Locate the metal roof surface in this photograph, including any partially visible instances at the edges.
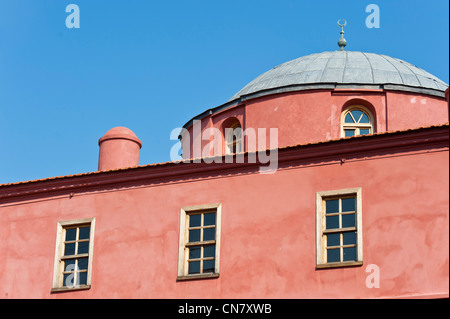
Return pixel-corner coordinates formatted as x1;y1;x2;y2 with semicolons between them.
229;51;448;101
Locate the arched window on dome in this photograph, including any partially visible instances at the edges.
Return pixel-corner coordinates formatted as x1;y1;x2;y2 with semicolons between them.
341;107;374;138
224;121;242;155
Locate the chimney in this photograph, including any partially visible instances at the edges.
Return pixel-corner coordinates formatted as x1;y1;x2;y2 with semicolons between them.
98;127;142;171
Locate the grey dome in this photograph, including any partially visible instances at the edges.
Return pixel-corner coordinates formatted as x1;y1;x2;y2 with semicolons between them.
230;51;448;101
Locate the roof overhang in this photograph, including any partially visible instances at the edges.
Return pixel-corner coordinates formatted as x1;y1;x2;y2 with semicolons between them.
1;123;448;205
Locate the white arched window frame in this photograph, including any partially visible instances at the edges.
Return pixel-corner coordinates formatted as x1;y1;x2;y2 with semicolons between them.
224;122;242;155
341;107;374;138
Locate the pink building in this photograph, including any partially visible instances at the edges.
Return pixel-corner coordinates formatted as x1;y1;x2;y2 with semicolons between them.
0;49;448;299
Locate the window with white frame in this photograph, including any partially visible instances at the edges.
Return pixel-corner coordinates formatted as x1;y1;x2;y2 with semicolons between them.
52;218;95;291
341;107;374;138
316;188;363;268
177;203;221;280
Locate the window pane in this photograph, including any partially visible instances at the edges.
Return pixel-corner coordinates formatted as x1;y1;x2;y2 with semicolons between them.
360;128;370;135
327;248;340;263
342;213;356;228
351;110;363;123
234;127;242;139
78;272;88;285
345;129;355;137
203;259;215;273
204;213;216;226
64;259;76;272
78;257;89;271
189;246;201;259
189;229;201;243
63;273;74;287
344;113;354;123
203;228;216;241
188;261;200;275
79;226;90;240
342;198;355;212
343;232;357;245
327;233;340;247
325;200;339;213
189;214;201;228
64;243;76;256
360;113;370;123
77;241;90;255
65;228;77;241
203;245;216;258
343;247;357;261
326;215;339;230
235;141;242;153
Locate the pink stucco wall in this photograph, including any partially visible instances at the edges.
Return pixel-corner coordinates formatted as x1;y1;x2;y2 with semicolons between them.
386;91;449;132
0;130;448;299
182;89;448;156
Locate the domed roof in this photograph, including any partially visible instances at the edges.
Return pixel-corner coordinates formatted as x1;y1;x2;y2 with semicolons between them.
102;127;138;137
99;126;142;148
229;51;448;101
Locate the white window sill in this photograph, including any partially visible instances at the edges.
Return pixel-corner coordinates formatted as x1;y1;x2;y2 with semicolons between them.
177;273;220;281
316;261;363;269
51;285;91;293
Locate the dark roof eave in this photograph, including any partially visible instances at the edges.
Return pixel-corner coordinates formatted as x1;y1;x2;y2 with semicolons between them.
0;123;448;203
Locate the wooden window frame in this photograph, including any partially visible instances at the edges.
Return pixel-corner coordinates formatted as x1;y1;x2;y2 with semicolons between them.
341;106;374;138
51;218;95;292
177;203;222;281
316;188;363;269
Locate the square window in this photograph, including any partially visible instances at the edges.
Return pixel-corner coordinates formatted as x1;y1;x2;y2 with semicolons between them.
189;214;201;228
78;226;91;240
342;213;356;228
189;229;201;243
78;272;88;285
326;200;339;213
326;233;340;247
203;259;215;273
327;248;341;263
64;243;76;256
326;215;339;230
203;228;216;241
343;247;357;262
342;198;355;212
203;245;216;258
78;257;89;270
343;232;357;245
204;213;216;226
77;241;90;255
65;228;77;241
189;246;201;259
188;261;201;275
64;259;76;272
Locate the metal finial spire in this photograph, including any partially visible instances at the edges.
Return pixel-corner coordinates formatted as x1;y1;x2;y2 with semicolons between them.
337;19;347;51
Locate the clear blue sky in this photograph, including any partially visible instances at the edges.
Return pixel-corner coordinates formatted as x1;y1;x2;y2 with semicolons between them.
0;0;448;184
